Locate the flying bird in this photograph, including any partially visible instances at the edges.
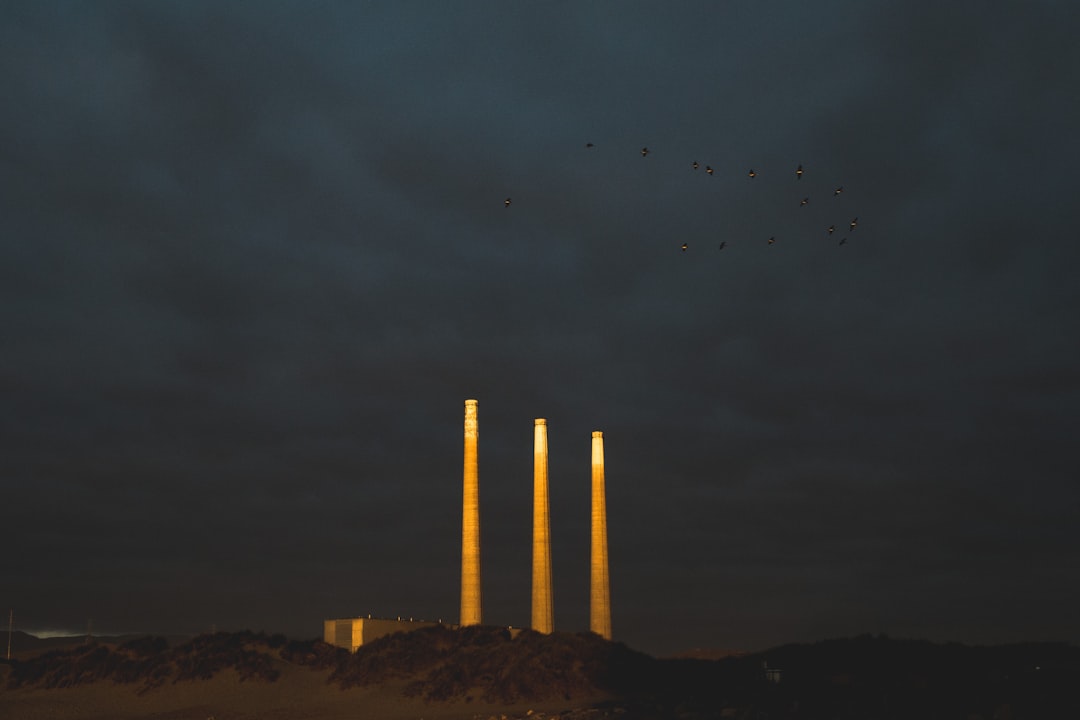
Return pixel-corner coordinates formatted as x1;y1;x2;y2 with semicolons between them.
504;197;512;207
748;168;756;178
800;197;809;207
839;237;847;246
827;225;835;235
692;161;699;170
719;241;727;250
681;243;688;252
768;236;775;245
641;147;650;157
796;164;804;179
834;186;844;196
850;217;858;230
585;142;594;148
705;166;714;175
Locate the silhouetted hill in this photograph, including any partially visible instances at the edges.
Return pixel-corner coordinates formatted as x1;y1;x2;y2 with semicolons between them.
3;629;1078;718
746;634;1080;719
4;630;284;692
292;625;654;703
3;630;192;659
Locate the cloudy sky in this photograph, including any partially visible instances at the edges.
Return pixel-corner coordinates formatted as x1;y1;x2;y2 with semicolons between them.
3;1;1078;656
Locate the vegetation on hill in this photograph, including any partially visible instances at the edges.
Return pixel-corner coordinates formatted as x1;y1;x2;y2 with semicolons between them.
325;625;652;703
4;631;284;693
3;629;1078;717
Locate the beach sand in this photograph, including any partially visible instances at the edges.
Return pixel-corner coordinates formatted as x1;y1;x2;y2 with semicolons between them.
0;662;611;720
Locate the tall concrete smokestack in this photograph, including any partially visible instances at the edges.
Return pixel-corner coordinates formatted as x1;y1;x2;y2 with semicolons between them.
590;431;611;639
460;399;482;626
532;418;554;633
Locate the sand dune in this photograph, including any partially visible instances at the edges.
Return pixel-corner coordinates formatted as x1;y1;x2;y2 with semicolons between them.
0;632;617;720
7;630;1078;719
1;662;609;720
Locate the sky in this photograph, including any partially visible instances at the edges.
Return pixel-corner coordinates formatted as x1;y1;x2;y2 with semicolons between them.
2;1;1079;657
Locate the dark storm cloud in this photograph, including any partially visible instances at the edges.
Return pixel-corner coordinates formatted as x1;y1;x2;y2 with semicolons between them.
2;0;1078;654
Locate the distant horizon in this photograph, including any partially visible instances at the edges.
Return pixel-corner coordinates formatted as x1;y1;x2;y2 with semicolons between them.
10;601;1079;657
9;623;1078;657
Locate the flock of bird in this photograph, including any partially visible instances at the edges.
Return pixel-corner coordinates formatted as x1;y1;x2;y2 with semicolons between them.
502;143;861;252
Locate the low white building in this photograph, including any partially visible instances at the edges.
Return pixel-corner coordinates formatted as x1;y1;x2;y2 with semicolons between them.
323;616;443;652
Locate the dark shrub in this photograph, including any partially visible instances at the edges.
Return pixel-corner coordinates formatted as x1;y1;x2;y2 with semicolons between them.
119;635;168;657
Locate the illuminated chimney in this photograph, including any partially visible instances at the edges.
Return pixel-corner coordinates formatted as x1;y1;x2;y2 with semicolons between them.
590;431;611;639
532;418;554;633
460;399;482;626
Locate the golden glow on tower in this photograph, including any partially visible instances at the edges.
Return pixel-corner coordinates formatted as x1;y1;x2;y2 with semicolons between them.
460;399;482;626
532;418;554;633
590;431;611;640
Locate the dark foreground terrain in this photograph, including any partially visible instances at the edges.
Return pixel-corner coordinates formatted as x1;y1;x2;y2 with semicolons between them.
2;628;1078;719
